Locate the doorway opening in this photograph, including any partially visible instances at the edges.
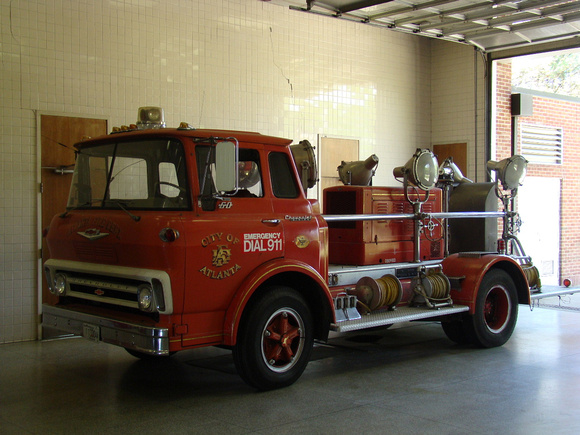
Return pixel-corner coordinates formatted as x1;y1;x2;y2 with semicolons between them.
38;114;108;338
491;49;580;286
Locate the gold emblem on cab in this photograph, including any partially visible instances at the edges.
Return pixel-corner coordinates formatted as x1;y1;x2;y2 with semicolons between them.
294;235;310;249
199;232;241;280
212;245;231;267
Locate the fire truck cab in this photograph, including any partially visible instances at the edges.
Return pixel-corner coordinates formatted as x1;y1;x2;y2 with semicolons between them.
43;107;539;390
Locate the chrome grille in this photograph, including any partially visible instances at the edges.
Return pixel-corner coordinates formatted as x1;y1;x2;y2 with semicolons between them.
66;276;140;308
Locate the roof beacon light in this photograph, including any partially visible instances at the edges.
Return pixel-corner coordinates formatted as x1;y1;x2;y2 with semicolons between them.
137;106;166;130
393;148;439;191
487;155;528;190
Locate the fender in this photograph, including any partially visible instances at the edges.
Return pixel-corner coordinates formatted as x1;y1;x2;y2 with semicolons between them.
222;258;333;346
442;253;530;314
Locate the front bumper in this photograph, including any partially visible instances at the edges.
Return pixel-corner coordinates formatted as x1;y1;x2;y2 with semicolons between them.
42;304;170;355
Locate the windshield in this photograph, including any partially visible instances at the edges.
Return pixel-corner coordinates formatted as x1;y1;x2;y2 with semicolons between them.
68;138;190;210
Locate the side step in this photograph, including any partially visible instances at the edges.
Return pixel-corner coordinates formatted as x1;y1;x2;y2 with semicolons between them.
331;305;469;333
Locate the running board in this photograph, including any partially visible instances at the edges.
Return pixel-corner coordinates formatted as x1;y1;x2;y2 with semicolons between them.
331;305;470;333
530;285;580;300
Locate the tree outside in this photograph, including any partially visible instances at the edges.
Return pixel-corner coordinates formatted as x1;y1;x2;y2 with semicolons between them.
512;51;580;97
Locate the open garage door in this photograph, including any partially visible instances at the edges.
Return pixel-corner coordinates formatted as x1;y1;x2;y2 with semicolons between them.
271;0;580;54
491;48;580;286
518;177;561;286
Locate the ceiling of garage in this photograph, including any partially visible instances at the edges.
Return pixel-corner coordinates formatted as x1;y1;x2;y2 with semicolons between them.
269;0;580;53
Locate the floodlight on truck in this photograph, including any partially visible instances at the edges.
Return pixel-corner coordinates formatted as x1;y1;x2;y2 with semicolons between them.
487;155;528;191
393;148;439;191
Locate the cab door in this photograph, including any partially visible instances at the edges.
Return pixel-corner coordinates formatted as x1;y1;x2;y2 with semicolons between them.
267;149;325;276
181;145;284;348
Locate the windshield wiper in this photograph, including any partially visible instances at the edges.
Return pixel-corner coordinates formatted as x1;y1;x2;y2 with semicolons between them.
60;199;140;222
106;200;141;222
59;200;100;218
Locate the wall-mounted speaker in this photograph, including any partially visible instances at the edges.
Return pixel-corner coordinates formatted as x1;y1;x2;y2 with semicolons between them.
511;93;533;117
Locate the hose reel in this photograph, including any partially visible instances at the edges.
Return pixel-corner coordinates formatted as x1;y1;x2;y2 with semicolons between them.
352;274;403;313
411;270;452;308
521;263;541;289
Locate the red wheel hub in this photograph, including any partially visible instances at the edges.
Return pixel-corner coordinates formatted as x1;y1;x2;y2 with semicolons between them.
484;286;511;333
262;310;303;371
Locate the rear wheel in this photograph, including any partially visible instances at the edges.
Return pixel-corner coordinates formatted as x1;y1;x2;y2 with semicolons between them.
233;286;314;390
469;269;518;348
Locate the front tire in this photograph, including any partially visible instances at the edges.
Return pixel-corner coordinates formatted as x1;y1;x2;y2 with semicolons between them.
469;269;518;348
233;286;314;390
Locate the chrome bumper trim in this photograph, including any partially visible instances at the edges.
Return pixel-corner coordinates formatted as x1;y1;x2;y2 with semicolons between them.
42;304;170;355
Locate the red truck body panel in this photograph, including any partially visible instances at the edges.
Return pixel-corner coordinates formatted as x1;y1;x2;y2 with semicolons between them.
324;186;443;265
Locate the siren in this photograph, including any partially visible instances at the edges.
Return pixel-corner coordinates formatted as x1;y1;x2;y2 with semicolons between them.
337;154;379;186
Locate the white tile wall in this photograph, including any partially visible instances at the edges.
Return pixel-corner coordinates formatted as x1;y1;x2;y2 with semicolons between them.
0;0;482;343
431;40;487;181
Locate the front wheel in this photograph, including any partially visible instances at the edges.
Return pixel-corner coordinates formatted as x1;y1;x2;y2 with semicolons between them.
233;286;314;390
469;269;519;348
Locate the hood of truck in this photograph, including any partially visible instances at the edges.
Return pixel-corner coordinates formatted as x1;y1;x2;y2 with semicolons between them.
46;210;186;274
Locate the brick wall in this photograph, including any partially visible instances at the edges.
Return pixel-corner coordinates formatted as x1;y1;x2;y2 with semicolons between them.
496;62;580;285
495;62;513;161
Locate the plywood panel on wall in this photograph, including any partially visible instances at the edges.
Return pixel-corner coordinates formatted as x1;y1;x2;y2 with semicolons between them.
319;136;359;206
433;143;467;175
40;115;107;310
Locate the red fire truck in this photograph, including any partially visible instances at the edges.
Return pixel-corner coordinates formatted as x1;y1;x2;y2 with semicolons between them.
44;107;551;390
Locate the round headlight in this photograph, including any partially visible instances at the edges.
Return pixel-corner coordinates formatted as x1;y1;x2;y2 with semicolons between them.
138;285;154;312
54;274;67;295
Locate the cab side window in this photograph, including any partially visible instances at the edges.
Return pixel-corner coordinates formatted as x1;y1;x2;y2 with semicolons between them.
237;149;263;198
195;146;263;198
269;152;299;198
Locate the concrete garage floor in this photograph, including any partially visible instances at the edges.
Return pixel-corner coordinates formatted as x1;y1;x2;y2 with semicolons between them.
1;302;580;435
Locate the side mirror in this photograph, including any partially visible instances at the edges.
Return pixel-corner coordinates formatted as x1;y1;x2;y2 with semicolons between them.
215;141;238;193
